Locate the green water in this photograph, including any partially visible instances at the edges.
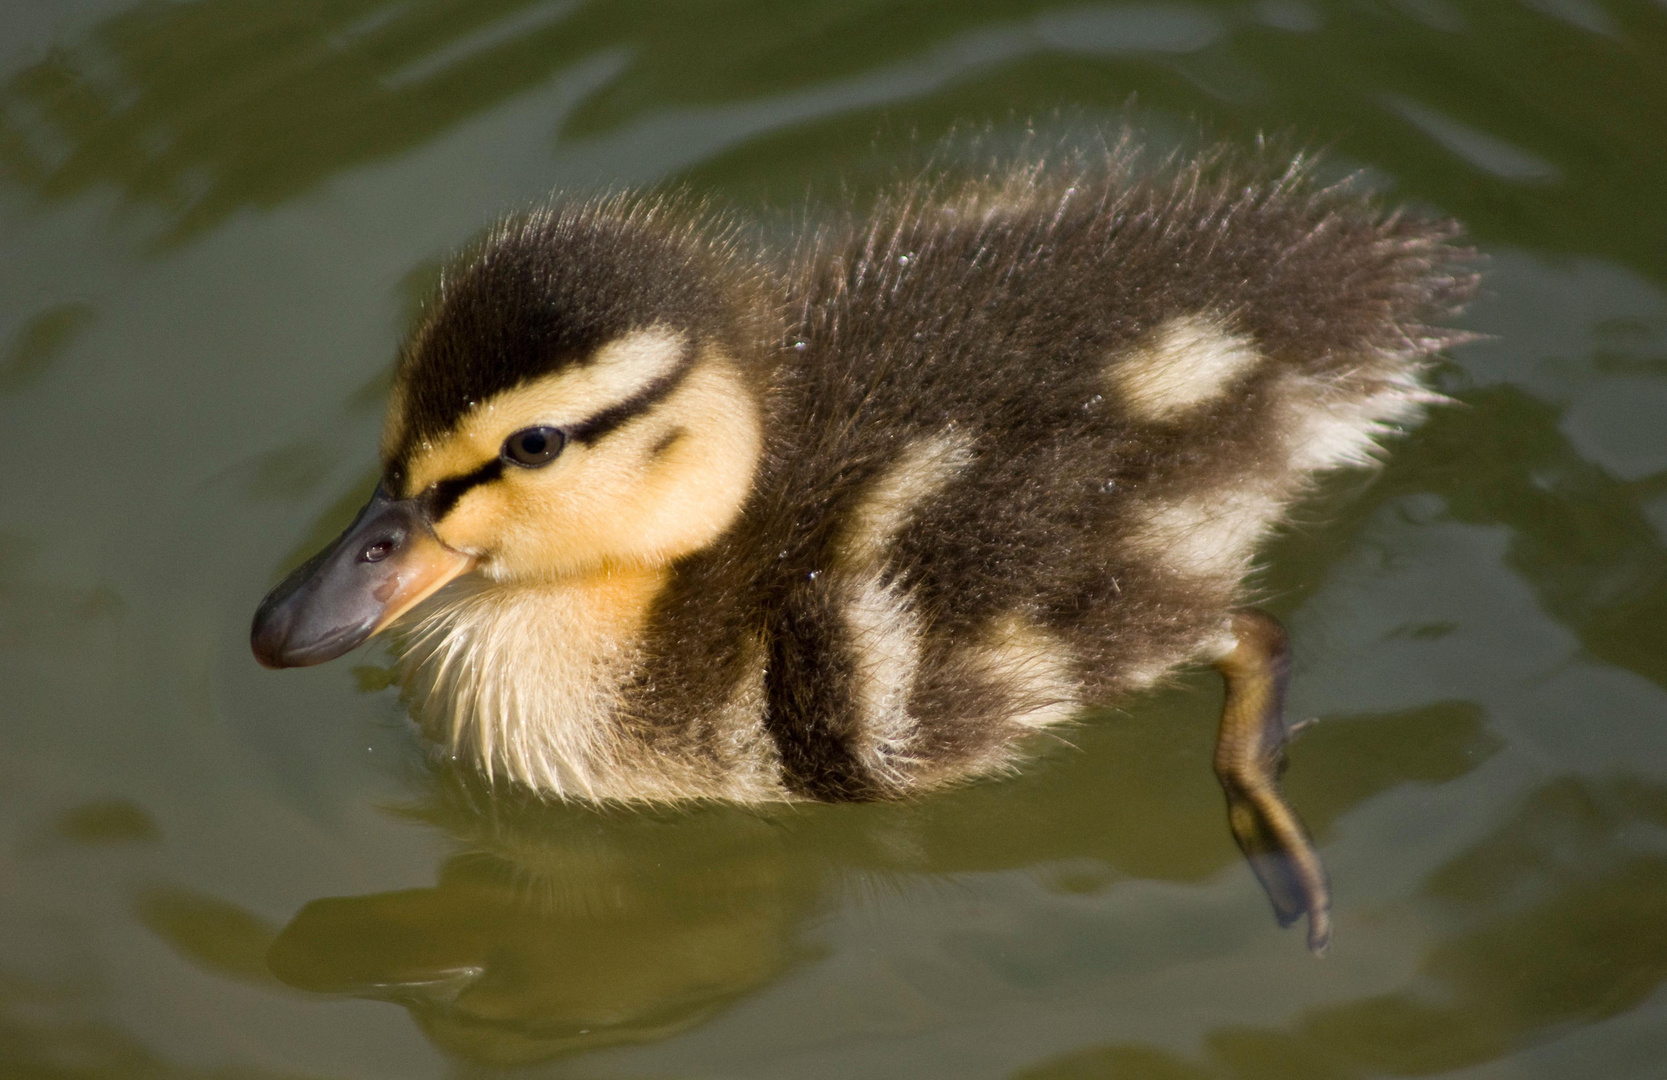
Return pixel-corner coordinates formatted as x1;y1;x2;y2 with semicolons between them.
4;1;1667;1076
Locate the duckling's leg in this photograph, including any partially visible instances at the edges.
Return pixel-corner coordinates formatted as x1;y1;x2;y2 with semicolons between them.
1213;609;1331;954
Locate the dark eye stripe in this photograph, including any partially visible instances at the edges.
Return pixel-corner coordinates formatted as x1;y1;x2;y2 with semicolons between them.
567;345;697;446
417;344;698;522
424;458;504;521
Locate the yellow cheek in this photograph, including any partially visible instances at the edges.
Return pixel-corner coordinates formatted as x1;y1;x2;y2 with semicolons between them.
437;450;661;578
428;483;514;557
629;362;762;553
422;451;621;577
430;361;760;579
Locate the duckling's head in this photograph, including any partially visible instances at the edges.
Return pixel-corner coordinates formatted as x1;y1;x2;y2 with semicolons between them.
252;198;772;668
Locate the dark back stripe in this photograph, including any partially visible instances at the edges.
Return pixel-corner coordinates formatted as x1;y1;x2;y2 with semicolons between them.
762;584;881;801
568;347;696;445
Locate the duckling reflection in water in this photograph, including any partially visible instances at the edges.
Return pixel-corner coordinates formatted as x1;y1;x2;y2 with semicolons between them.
270;771;821;1065
251;140;1475;953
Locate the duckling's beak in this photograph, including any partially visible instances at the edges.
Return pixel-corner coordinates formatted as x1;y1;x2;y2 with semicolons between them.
251;484;475;669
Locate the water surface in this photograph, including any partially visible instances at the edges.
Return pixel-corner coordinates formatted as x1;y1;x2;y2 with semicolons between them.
3;1;1667;1077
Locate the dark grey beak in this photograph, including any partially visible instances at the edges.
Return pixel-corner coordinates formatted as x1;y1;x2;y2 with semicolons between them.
251;484;475;669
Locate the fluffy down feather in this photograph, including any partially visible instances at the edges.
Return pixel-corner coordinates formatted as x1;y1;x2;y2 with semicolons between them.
388;141;1475;803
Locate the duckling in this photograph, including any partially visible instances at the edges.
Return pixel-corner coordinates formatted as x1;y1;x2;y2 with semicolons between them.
251;144;1475;952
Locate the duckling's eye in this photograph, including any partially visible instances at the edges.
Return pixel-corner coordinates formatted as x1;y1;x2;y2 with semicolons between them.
502;426;566;468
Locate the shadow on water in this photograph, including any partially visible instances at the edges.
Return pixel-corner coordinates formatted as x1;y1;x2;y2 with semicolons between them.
1;0;1663;285
270;780;825;1066
1016;773;1667;1079
0;302;95;392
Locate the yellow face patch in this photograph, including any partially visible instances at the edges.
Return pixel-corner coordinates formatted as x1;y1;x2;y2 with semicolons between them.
385;328;762;581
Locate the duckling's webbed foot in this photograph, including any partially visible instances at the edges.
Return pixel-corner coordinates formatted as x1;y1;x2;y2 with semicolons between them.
1212;609;1332;954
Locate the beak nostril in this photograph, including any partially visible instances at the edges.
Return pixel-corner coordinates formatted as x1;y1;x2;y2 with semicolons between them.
251;487;470;668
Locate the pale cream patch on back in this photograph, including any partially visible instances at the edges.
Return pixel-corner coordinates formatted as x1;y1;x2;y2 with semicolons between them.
1279;369;1440;474
969;615;1079;732
1203;620;1243;664
1123;614;1250;688
1111;315;1261;422
842;576;926;788
1110;654;1177;693
1128;486;1282;583
836;432;974;568
834;432;975;787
